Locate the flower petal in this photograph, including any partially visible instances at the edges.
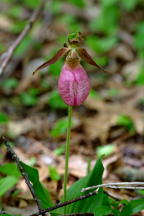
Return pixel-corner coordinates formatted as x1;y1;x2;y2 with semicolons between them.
58;63;90;106
33;48;70;75
77;48;110;73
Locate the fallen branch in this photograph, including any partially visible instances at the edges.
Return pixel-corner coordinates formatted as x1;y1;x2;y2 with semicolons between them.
0;0;46;75
81;182;144;192
29;191;98;216
1;137;45;215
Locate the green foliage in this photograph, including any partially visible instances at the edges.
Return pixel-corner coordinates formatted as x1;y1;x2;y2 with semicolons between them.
0;112;9;124
59;15;81;33
0;163;20;197
89;2;119;35
20;162;53;209
0;176;18;196
54;144;65;156
50;119;68;137
100;0;118;7
49;58;63;77
7;5;23;19
48;166;61;181
22;0;40;9
53;159;113;215
0;163;21;178
96;144;115;157
120;198;144;216
20;88;40;106
94;56;109;66
1;78;18;90
117;115;135;132
106;88;120;97
48;90;67;109
14;36;33;57
11;20;27;34
67;0;86;8
86;36;118;54
89;89;102;100
0;214;13;216
51;0;61;14
0;43;6;53
135;67;144;85
134;22;144;58
120;0;140;11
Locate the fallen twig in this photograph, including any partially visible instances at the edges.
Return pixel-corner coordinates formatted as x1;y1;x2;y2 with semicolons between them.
81;182;144;192
29;191;98;216
0;0;46;76
1;137;45;215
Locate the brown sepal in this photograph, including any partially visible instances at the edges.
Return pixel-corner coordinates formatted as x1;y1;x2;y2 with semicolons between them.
77;48;110;73
33;48;70;75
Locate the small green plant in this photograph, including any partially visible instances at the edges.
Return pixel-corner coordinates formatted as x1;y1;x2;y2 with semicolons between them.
117;114;135;132
48;166;61;181
50;118;68;137
0;112;9;124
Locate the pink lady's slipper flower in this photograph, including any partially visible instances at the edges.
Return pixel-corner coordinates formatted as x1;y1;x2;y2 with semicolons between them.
33;33;108;106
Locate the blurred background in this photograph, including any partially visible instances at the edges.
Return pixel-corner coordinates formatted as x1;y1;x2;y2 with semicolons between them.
0;0;144;214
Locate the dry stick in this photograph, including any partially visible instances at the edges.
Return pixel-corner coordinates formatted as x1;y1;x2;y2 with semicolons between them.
1;137;44;215
0;0;46;75
29;191;98;216
82;182;144;192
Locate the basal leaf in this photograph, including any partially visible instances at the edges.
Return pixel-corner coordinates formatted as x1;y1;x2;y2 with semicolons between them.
120;198;144;216
53;159;108;215
0;163;21;178
0;176;18;196
20;162;53;209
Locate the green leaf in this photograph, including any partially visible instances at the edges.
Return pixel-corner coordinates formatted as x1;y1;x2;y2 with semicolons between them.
135;68;144;85
49;58;63;77
96;144;115;158
101;0;118;7
20;92;38;106
0;214;14;216
0;163;21;178
0;112;9;124
120;198;144;216
59;15;81;33
107;88;120;97
48;166;61;181
20;162;52;208
48;90;67;109
68;0;85;8
0;176;18;196
86;36;118;54
89;4;119;35
11;20;26;34
134;22;144;57
2;78;18;89
121;0;139;11
54;144;65;156
14;36;33;56
23;0;40;9
117;115;135;132
53;159;110;215
50;119;68;137
7;5;23;18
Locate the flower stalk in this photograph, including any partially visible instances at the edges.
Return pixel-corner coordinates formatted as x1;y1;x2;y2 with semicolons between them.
63;105;72;212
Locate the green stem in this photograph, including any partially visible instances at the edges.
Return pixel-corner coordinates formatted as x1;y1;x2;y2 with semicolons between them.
63;105;72;213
